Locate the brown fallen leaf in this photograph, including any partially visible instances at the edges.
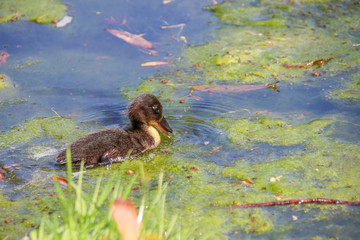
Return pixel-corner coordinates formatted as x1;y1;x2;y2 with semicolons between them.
126;169;134;175
112;199;140;240
190;81;279;93
66;113;80;117
105;28;153;49
230;179;254;185
52;176;69;186
0;49;9;67
141;61;169;67
2;163;19;170
283;57;334;68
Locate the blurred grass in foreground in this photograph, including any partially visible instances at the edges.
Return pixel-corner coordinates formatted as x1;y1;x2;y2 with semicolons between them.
29;149;195;240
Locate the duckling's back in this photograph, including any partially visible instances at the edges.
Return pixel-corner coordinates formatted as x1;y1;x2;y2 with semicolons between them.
56;128;155;165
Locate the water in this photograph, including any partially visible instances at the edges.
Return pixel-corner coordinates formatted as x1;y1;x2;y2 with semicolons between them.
1;0;360;239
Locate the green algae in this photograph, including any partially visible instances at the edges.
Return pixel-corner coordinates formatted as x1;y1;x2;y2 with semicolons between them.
0;0;68;24
13;58;42;70
208;2;287;28
114;133;359;236
120;0;360;101
0;73;11;89
231;209;274;234
0;98;26;107
330;72;360;100
0;116;86;149
0;171;70;239
213;115;333;147
173;0;360;85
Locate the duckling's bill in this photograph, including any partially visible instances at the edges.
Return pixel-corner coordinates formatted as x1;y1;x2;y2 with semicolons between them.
152;117;172;134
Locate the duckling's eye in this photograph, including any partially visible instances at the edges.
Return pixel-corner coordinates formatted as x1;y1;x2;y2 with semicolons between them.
152;106;160;114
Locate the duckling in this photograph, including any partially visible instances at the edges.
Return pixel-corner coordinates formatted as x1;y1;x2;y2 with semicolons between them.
56;94;172;166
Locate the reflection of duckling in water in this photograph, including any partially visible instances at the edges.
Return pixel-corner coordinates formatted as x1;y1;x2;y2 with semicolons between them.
56;94;172;166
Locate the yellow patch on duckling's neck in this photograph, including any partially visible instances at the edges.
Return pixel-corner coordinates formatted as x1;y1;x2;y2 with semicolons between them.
147;125;161;147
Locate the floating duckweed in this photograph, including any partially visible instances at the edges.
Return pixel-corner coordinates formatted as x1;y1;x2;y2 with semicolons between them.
0;0;68;24
178;0;360;84
213;115;333;147
0;98;26;107
232;209;274;234
221;136;360;200
330;72;360;100
13;59;42;70
0;116;85;149
0;73;10;89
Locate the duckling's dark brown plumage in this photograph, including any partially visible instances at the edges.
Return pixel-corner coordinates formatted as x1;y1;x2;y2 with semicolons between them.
56;94;172;166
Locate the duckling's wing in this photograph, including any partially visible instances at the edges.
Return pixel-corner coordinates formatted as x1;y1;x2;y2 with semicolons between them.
56;128;131;165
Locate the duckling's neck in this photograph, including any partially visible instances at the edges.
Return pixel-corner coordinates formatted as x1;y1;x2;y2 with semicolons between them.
147;125;161;147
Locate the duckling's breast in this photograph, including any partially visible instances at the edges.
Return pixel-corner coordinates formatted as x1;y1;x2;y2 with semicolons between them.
147;126;161;147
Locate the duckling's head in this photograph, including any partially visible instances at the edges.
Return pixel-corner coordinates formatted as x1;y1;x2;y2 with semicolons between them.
128;94;172;134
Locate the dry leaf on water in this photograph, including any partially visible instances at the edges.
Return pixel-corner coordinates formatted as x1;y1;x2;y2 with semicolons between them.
105;28;153;49
0;49;9;67
112;199;140;240
2;163;20;170
141;61;169;67
230;179;254;185
52;176;68;186
56;16;73;28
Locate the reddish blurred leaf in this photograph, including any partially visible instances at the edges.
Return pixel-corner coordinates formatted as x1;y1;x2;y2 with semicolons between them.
296;113;305;120
66;113;80;117
230;179;254;185
188;92;203;101
141;61;169;67
112;199;140;240
104;17;121;25
52;176;68;186
191;81;279;93
274;195;283;201
0;49;9;67
2;163;19;170
255;110;270;114
105;28;153;49
283;57;334;68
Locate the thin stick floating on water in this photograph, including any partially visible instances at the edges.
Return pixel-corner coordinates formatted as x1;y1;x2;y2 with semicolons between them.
236;198;360;208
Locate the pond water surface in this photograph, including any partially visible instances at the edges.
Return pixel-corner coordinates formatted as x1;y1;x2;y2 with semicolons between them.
1;0;360;239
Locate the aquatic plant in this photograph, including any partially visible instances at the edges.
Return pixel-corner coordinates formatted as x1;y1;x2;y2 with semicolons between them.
29;150;193;240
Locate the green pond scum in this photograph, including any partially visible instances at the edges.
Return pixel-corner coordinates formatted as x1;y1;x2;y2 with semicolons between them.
213;115;334;147
120;0;359;238
1;0;360;239
123;0;359;99
0;0;68;24
0;73;11;89
330;72;360;100
0;116;86;150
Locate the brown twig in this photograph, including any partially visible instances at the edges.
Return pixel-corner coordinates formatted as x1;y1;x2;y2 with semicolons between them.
235;198;360;208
